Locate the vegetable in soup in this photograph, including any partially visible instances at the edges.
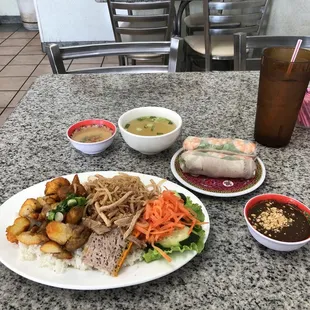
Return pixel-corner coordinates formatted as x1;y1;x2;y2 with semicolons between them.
71;125;113;143
125;116;176;136
248;199;310;242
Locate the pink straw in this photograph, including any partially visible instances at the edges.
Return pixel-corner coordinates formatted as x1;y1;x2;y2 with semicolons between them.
286;39;303;77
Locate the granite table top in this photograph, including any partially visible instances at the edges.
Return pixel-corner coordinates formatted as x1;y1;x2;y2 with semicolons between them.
1;72;310;310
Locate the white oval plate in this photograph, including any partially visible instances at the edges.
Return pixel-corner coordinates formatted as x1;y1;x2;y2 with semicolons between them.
0;171;210;290
171;148;266;198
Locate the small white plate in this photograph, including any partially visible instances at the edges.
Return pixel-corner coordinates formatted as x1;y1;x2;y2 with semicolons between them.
0;171;210;290
170;148;266;198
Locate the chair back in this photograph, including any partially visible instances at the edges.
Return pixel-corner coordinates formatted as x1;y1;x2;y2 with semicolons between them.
203;0;269;70
234;32;310;71
107;0;175;42
47;38;182;74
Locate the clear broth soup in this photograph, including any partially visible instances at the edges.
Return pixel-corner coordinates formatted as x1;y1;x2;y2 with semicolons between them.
125;116;176;136
71;125;113;143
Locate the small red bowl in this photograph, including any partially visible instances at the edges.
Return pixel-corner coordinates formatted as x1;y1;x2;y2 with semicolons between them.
67;119;117;155
244;193;310;251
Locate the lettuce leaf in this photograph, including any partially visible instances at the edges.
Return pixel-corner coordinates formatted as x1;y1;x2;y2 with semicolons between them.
143;226;205;263
142;197;206;263
184;197;205;222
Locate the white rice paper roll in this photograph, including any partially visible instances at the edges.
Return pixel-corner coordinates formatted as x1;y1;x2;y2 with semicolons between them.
179;151;257;179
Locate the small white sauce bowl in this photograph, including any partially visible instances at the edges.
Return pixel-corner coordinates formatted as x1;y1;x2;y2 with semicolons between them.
244;193;310;251
118;107;182;155
67;119;117;155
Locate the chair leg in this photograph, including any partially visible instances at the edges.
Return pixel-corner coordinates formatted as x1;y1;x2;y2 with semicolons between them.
186;54;192;72
125;57;129;66
205;55;211;72
132;59;136;66
119;56;126;66
163;54;169;66
185;44;192;72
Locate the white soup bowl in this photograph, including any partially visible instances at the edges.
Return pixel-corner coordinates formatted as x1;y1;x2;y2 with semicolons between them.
118;107;182;155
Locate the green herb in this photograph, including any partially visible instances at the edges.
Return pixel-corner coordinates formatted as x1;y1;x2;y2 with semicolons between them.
137;117;146;121
76;197;87;206
47;194;87;221
304;211;310;224
67;199;77;207
125;124;130;129
155;117;168;122
157;132;163;135
168;121;173;125
47;210;56;221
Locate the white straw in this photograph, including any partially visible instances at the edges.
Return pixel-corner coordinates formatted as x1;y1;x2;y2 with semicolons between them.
290;39;303;63
286;39;303;76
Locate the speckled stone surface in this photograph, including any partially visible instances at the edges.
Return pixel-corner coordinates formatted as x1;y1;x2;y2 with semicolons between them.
1;72;310;310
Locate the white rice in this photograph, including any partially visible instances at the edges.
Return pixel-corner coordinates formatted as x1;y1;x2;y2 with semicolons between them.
124;246;144;267
18;243;144;274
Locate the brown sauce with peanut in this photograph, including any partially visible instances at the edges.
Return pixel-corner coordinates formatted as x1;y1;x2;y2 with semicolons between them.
248;199;310;242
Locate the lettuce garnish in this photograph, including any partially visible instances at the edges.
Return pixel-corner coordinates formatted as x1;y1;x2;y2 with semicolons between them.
142;197;206;263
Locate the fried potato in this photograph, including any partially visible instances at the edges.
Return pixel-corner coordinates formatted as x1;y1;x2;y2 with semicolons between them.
65;226;91;252
53;250;73;260
47;194;60;201
27;212;40;220
65;206;84;225
38;201;58;221
19;198;42;218
40;241;63;254
72;174;81;185
57;185;74;201
6;217;31;243
44;177;70;196
46;222;72;245
17;231;49;245
44;197;57;205
37;196;56;207
74;184;87;197
72;174;87;197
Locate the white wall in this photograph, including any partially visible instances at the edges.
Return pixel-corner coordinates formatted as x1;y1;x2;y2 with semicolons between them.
266;0;310;35
0;0;19;15
33;0;310;43
35;0;114;42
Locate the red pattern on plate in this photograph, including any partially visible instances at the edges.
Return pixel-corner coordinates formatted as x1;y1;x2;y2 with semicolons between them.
175;153;263;194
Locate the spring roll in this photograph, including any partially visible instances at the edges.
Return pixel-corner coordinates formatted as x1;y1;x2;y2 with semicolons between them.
183;137;257;157
179;151;256;179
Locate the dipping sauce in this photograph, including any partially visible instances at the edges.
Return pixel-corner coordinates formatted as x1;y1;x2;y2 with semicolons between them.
125;116;176;136
71;125;113;143
248;199;310;242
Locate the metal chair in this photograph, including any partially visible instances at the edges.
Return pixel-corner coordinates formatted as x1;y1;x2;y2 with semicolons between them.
184;0;270;71
184;0;231;36
47;39;182;74
107;0;176;64
234;32;310;71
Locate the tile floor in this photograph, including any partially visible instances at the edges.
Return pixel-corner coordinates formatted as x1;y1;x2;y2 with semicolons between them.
0;24;119;126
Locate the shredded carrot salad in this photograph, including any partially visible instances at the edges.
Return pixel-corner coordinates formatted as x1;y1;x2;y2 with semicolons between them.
135;190;205;262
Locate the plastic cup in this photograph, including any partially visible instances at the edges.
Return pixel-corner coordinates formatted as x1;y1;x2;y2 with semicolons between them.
254;47;310;147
